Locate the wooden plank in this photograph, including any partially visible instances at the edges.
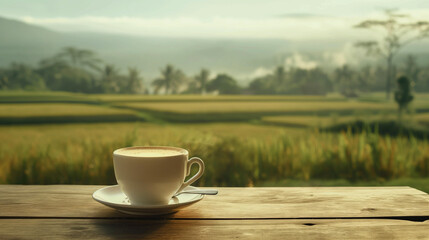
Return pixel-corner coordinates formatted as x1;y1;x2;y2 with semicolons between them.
0;219;428;240
0;185;428;219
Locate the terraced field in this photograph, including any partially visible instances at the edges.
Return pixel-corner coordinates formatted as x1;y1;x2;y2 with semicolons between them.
0;103;142;124
0;91;96;103
261;115;360;127
261;114;429;128
116;101;396;113
92;94;346;103
0;103;136;117
1;91;428;192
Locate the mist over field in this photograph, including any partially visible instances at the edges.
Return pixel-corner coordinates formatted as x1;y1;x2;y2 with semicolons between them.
1;11;429;82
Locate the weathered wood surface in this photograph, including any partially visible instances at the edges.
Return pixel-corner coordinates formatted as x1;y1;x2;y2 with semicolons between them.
0;185;427;219
1;185;428;239
0;219;428;240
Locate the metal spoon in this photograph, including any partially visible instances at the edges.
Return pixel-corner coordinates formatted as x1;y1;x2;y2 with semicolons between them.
174;189;218;196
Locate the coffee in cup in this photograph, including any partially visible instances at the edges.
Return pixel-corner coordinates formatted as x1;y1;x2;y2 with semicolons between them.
113;146;204;205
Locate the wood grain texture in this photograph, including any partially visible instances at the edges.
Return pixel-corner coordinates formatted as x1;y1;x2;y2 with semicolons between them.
0;219;428;240
0;185;428;219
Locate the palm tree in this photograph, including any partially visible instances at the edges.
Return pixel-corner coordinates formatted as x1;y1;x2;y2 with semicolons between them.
55;47;101;71
152;64;185;94
101;64;121;93
194;68;210;94
125;67;144;94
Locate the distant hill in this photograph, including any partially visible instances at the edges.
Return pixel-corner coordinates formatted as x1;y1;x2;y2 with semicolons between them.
0;16;293;80
1;16;429;82
0;16;61;45
0;16;64;64
64;32;291;80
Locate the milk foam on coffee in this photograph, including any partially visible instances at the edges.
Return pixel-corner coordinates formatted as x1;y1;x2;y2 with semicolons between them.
116;148;184;157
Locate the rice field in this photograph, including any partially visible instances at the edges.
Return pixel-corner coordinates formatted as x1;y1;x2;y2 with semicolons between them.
0;91;428;192
262;114;429;128
262;115;361;127
1;124;428;190
92;94;346;103
0;101;142;124
0;122;293;148
0;103;136;117
115;101;398;113
0;91;96;103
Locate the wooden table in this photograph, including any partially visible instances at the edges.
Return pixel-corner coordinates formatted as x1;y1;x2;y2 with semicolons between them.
0;185;428;239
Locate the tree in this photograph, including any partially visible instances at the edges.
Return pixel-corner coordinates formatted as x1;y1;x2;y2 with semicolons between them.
37;47;101;93
194;68;210;94
57;68;95;93
124;67;144;94
101;64;122;93
354;10;429;99
415;65;429;92
37;60;69;91
152;65;186;94
370;65;387;91
0;68;8;90
207;74;240;94
289;68;331;95
334;65;358;97
394;76;414;120
2;63;45;90
273;66;289;93
248;67;331;95
403;55;420;83
356;65;373;92
248;75;275;94
55;47;102;71
273;66;287;85
248;66;288;95
183;80;200;94
299;68;331;95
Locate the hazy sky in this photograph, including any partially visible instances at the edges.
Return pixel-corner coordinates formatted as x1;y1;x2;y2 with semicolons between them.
1;0;429;39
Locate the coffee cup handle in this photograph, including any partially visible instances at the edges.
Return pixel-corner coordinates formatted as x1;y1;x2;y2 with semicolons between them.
177;157;205;193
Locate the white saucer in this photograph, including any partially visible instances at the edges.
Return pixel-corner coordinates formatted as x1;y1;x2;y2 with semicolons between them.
92;185;204;216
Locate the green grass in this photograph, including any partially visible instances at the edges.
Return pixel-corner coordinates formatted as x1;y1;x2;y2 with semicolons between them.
0;122;295;184
0;103;138;117
0;103;143;124
262;115;360;128
262;113;429;128
92;94;347;103
358;92;429;101
0;91;97;103
116;101;397;113
2;91;428;124
0;122;299;183
114;101;402;123
1;124;428;187
1;91;429;190
0;122;294;148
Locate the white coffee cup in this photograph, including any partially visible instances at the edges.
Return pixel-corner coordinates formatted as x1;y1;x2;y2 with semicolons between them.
113;146;205;205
